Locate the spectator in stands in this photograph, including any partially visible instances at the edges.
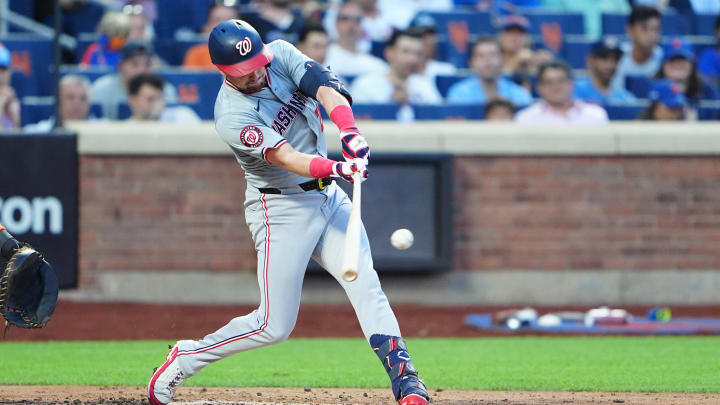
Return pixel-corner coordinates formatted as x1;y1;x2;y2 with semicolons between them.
409;14;457;79
80;11;132;68
24;75;94;132
350;29;442;104
698;15;720;88
242;0;305;44
447;37;532;107
635;0;720;14
515;60;609;125
656;38;719;104
0;45;19;131
297;24;330;64
91;42;178;120
323;0;394;47
611;6;663;93
183;3;239;69
541;0;630;40
127;74;200;123
125;4;154;43
497;15;553;90
376;0;452;30
686;0;720;14
638;79;688;120
123;0;158;21
484;99;515;121
574;38;636;105
324;0;388;77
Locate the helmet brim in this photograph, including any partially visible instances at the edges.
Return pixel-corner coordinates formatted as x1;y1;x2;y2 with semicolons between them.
215;45;274;77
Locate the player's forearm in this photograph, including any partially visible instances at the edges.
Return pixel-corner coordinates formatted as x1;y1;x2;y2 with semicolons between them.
269;149;314;177
266;143;319;178
266;143;354;180
316;87;357;133
316;86;350;114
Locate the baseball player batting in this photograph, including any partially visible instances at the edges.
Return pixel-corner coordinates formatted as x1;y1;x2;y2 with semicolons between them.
147;20;430;405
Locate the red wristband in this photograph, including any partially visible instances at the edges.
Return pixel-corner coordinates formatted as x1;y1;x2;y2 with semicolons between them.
329;105;357;132
0;224;5;232
310;157;336;178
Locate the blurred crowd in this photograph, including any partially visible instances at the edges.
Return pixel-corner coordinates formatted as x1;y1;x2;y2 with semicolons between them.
2;0;720;131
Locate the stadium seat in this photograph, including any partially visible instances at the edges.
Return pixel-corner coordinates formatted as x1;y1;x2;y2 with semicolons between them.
525;13;585;35
625;76;652;99
435;75;471;98
11;71;34;101
698;103;720;120
427;11;495;35
2;36;54;97
426;11;494;67
20;98;53;127
694;14;719;36
562;40;592;69
158;70;223;120
21;98;106;127
60;2;106;36
604;102;648;120
155;39;207;66
8;0;34;33
602;13;692;36
61;66;115;83
154;0;214;39
413;104;484;120
350;104;400;120
602;14;626;35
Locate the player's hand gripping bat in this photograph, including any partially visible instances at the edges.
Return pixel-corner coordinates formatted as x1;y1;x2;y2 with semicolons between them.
340;170;363;282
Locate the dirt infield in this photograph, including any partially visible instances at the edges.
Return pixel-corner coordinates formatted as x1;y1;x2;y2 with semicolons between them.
5;301;720;341
1;386;719;405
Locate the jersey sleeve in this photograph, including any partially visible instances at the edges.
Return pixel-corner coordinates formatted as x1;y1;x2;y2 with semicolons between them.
271;40;313;89
215;113;288;162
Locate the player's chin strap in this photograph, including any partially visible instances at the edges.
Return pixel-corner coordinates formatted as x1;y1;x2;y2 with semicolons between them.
370;334;429;401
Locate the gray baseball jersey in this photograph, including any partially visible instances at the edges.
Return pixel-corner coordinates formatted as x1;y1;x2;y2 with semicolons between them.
173;40;402;377
214;40;327;189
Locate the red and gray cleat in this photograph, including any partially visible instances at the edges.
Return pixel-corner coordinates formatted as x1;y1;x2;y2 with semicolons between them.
398;393;430;405
147;341;190;405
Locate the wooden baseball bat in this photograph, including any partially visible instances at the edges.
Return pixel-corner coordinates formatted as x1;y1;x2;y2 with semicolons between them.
340;172;362;282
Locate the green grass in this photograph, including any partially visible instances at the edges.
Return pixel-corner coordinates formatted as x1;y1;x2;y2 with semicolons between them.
0;337;718;392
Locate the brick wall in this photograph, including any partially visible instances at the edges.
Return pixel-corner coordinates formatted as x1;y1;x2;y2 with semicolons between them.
453;156;720;271
79;155;720;287
79;156;256;287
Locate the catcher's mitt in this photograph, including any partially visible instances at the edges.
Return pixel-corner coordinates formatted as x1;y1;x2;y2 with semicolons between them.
0;245;59;337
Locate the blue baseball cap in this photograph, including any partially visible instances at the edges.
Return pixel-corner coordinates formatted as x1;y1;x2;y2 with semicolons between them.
663;37;694;61
500;15;530;32
649;79;687;108
410;13;438;34
589;37;622;59
0;44;10;68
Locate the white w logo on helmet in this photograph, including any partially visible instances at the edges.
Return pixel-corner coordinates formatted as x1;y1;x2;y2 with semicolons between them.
236;37;252;56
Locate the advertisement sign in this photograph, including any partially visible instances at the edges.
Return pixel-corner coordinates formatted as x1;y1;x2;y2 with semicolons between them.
0;134;78;288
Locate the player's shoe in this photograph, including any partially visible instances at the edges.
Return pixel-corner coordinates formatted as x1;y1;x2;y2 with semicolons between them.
399;393;430;405
397;377;430;405
148;341;191;405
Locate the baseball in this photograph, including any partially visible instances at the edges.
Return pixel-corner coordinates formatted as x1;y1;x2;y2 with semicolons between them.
391;228;414;250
